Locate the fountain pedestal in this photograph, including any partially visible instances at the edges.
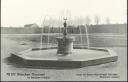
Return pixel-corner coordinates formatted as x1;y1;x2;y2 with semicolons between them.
56;37;74;55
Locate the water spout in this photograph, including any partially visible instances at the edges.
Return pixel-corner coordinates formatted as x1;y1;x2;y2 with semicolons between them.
85;25;90;48
78;25;83;48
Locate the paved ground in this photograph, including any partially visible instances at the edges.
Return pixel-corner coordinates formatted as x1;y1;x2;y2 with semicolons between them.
1;34;127;81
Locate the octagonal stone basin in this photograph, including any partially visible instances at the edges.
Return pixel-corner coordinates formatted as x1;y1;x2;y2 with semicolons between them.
10;47;118;68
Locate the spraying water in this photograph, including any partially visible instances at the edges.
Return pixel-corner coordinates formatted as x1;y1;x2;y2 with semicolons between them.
47;19;51;49
40;15;51;49
85;25;90;48
40;16;46;49
78;25;83;48
49;16;54;48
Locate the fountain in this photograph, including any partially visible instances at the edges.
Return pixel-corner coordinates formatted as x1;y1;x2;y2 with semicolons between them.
10;19;118;68
56;18;74;55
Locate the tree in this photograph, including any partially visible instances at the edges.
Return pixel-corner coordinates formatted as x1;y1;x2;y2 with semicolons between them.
106;17;111;24
94;16;101;25
85;16;91;25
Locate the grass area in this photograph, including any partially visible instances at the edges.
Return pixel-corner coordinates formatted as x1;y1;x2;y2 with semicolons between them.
2;33;127;47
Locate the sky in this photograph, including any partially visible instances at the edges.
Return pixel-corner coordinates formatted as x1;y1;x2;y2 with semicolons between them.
1;0;127;27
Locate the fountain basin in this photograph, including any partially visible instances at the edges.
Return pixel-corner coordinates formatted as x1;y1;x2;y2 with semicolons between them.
10;47;118;68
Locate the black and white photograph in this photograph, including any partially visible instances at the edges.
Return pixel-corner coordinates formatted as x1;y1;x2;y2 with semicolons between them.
1;0;127;81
